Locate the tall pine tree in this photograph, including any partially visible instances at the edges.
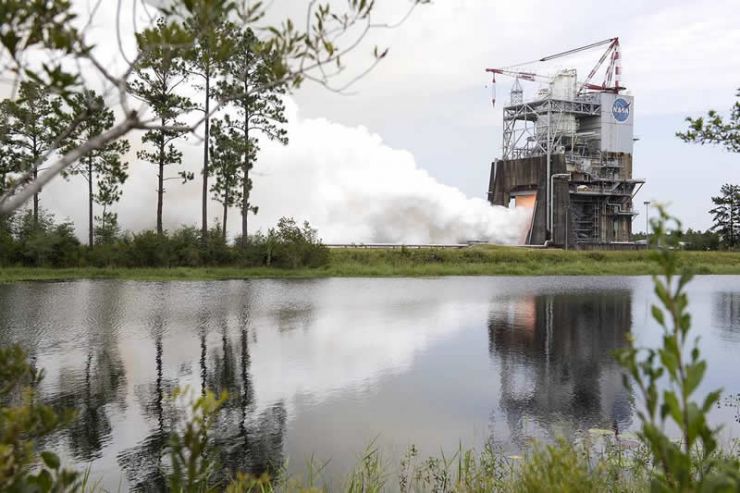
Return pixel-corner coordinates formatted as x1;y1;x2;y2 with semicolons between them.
209;118;253;241
61;90;130;247
0;81;65;224
183;0;234;240
216;26;287;240
130;19;194;234
710;184;740;249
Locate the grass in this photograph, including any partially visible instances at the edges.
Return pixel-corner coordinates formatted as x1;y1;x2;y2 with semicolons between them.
2;246;740;282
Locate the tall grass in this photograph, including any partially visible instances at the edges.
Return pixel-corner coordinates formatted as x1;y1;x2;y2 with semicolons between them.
3;246;740;282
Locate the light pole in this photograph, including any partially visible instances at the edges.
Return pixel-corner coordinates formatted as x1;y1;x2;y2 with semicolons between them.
643;201;650;239
550;173;570;245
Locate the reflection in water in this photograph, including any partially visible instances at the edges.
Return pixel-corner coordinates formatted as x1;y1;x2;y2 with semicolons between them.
45;282;127;461
488;291;633;443
713;292;740;342
115;285;287;490
1;277;739;490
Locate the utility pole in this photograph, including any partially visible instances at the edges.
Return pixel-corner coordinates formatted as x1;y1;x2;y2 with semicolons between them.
643;200;650;241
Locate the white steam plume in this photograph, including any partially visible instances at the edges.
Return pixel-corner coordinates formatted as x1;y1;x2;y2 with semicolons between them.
44;100;529;244
245;102;528;244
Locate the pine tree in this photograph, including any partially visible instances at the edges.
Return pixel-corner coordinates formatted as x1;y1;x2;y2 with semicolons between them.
0;81;65;224
130;19;194;235
60;90;130;247
710;184;740;249
183;0;234;240
216;26;287;240
208;118;254;241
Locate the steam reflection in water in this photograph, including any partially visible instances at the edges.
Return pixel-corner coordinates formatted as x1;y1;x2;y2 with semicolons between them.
0;276;739;490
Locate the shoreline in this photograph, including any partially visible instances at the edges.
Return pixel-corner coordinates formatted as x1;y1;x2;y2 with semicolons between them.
2;247;740;282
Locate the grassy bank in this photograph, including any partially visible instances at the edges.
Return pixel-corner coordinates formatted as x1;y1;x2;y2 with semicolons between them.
2;246;740;282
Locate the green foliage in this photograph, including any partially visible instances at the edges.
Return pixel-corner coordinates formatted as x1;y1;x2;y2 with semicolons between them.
0;0;81;94
0;81;67;220
0;345;81;491
709;184;740;249
209;117;250;239
167;388;228;492
615;205;740;492
677;88;740;153
6;209;82;267
683;229;721;251
130;17;195;234
516;440;616;493
243;217;330;269
60;89;130;247
214;25;289;238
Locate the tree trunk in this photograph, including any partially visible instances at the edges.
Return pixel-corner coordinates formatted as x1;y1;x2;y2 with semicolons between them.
32;139;39;226
201;66;211;241
241;104;249;240
157;121;165;235
33;167;39;226
223;194;228;242
88;157;94;247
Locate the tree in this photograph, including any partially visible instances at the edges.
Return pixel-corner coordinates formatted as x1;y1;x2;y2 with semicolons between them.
709;184;740;249
183;0;235;240
677;88;739;153
130;19;195;235
60;90;130;247
217;26;287;240
0;1;428;218
209;118;252;241
0;81;65;224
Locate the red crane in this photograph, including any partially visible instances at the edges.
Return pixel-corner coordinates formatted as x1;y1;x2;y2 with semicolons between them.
485;37;623;107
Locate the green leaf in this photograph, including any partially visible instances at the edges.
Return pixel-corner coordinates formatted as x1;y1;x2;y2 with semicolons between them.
662;390;683;425
702;389;722;414
684;361;706;397
651;305;665;326
41;450;60;469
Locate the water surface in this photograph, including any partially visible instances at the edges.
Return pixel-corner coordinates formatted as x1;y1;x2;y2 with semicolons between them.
1;276;738;489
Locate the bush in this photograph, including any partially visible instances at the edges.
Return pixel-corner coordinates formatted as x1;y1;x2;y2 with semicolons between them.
267;217;329;268
0;215;329;270
126;230;172;267
236;217;329;269
6;210;82;267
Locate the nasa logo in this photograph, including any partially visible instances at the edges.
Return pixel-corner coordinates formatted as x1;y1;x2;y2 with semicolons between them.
612;98;630;122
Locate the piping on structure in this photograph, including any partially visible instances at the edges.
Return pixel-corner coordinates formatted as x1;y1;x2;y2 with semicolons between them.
486;38;645;248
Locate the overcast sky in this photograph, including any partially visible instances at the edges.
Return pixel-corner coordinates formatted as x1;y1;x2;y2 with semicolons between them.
38;0;740;239
290;0;740;231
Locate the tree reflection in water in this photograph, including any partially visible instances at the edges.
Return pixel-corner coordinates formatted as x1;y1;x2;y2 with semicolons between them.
116;285;287;490
713;292;740;342
45;282;127;461
488;291;634;445
117;284;175;490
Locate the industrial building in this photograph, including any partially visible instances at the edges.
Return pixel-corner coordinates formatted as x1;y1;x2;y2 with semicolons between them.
486;38;644;248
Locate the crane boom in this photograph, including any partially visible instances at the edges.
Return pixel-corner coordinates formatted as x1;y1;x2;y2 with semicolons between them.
538;37;617;62
485;37;623;107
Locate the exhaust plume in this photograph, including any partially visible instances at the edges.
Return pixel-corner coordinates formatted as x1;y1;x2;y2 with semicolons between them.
45;100;530;244
247;102;529;244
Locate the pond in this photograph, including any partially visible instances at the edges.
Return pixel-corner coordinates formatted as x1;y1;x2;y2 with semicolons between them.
1;276;739;489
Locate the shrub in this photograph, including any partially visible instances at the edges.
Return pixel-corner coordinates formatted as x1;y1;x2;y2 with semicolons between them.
9;210;82;267
268;217;329;268
615;206;740;491
236;217;329;269
126;230;172;267
169;226;203;267
0;346;80;490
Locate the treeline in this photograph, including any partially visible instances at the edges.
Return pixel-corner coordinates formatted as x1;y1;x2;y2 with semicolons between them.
0;8;287;248
0;211;327;269
633;228;725;250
